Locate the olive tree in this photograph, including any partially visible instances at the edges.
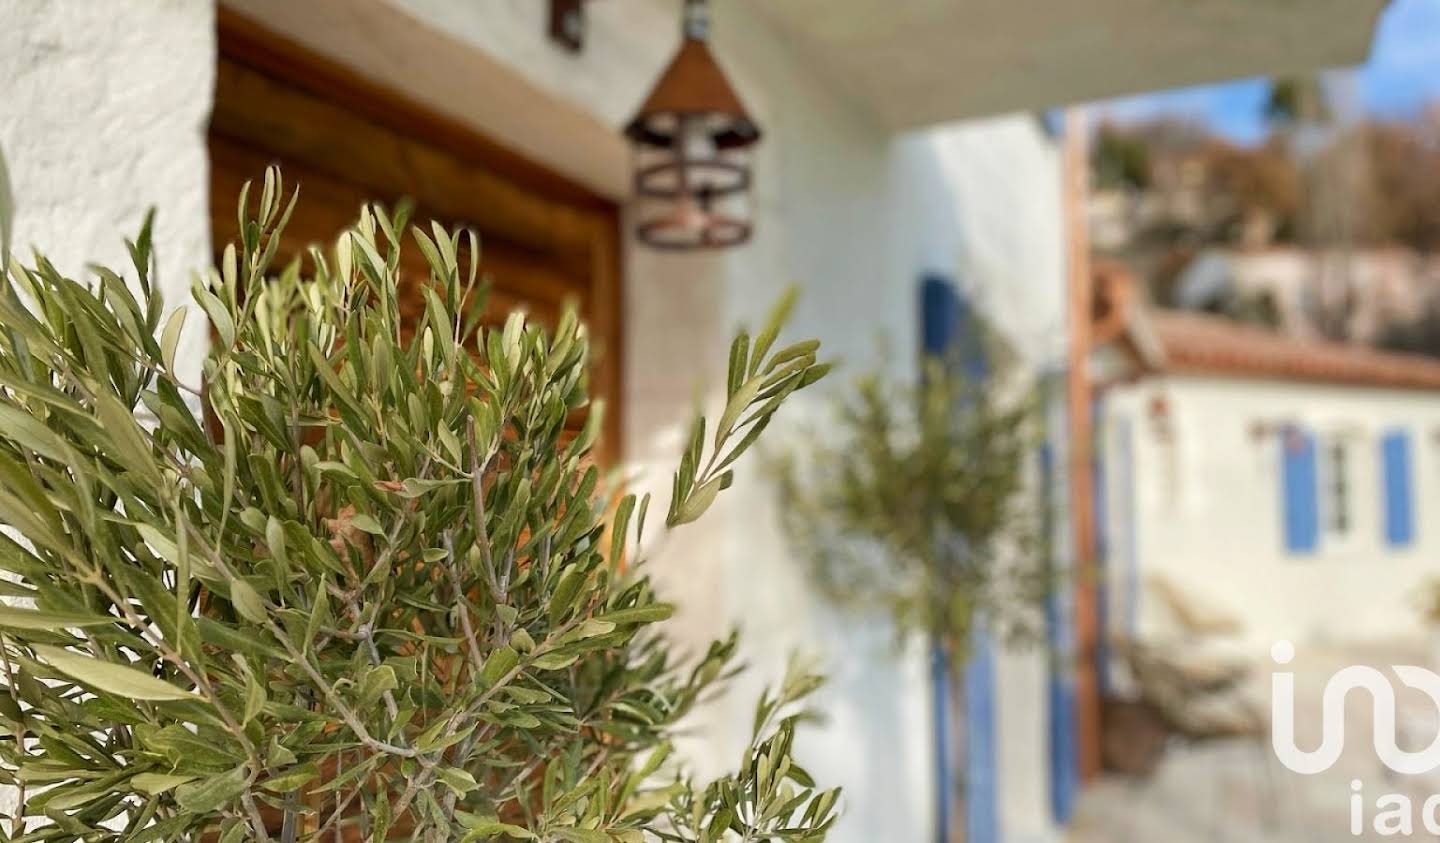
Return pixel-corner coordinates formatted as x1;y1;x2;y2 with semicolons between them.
0;168;837;841
772;347;1048;665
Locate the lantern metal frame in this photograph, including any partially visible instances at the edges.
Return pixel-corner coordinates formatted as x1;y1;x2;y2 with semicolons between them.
624;0;761;251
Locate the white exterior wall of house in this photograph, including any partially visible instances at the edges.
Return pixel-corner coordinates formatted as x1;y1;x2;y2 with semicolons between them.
0;0;218;823
0;0;215;390
1103;374;1440;653
0;1;1070;840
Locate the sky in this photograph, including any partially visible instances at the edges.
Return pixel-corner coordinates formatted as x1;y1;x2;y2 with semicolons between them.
1091;0;1440;144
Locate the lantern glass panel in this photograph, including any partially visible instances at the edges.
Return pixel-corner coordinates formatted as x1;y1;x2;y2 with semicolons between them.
633;139;753;250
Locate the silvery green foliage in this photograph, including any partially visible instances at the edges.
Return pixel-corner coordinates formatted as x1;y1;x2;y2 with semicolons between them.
0;168;837;841
773;349;1048;664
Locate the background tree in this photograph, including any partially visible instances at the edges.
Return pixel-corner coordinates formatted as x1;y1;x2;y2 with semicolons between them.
771;334;1048;665
1263;76;1330;128
0;168;838;841
1204;136;1303;243
1347;121;1440;250
771;329;1048;843
1093;123;1153;192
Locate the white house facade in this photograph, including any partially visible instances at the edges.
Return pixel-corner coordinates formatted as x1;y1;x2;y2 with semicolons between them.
1097;283;1440;654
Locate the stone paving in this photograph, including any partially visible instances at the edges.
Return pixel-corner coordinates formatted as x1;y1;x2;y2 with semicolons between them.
1071;640;1440;842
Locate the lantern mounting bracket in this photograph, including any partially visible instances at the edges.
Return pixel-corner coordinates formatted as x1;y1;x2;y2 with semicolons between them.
549;0;588;53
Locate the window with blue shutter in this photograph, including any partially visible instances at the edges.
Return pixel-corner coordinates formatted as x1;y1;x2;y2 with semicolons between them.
1382;429;1415;548
1282;428;1319;554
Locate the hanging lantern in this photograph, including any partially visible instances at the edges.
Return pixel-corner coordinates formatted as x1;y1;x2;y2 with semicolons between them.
624;0;761;250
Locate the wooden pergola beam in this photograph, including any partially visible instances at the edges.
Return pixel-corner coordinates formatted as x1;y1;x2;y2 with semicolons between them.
1063;106;1102;783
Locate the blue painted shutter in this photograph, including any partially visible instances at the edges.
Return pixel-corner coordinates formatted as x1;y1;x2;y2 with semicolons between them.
922;274;987;381
921;275;957;843
1281;429;1319;554
920;274;998;843
928;649;954;843
1382;429;1415;548
965;631;999;843
1039;442;1078;824
922;275;963;362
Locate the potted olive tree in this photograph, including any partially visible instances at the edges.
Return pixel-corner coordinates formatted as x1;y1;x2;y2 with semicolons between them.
772;336;1048;842
0;168;837;841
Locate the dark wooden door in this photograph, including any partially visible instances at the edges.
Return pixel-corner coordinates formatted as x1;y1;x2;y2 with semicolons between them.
209;9;623;461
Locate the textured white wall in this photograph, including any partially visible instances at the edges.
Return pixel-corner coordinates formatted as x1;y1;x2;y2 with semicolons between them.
0;0;215;388
1105;375;1440;651
892;117;1068;843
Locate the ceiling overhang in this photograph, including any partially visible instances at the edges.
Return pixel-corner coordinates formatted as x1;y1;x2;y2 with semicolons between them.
751;0;1389;129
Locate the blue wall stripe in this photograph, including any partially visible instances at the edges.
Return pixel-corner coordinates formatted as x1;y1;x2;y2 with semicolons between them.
1382;429;1415;548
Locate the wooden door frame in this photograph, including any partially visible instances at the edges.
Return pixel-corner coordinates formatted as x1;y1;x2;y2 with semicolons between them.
213;8;625;462
216;8;611;212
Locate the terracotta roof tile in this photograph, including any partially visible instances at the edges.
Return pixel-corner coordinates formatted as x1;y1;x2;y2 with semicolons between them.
1149;311;1440;391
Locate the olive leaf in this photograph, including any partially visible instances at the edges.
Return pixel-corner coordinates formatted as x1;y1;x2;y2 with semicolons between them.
31;645;196;702
0;605;115;630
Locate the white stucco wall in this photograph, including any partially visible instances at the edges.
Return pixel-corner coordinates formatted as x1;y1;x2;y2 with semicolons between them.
1104;374;1440;652
0;0;216;825
0;0;215;389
